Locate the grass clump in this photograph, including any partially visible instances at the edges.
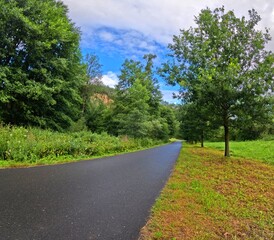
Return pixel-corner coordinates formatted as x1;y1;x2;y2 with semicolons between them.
0;125;166;168
140;144;274;240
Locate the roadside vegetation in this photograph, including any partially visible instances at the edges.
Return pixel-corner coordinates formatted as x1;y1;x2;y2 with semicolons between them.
0;0;179;168
0;125;168;168
140;144;274;240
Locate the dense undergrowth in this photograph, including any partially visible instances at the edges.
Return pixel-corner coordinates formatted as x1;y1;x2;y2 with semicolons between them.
0;126;166;167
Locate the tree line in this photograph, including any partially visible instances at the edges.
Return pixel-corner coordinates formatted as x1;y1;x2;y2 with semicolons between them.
81;53;179;141
0;1;273;156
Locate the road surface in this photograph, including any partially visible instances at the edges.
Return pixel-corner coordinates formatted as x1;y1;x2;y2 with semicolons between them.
0;142;181;240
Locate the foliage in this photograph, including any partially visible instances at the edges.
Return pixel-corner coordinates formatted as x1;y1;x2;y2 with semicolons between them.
0;0;180;140
81;53;104;114
85;53;102;84
80;53;115;134
0;0;86;130
161;7;274;156
159;104;180;138
85;98;113;133
178;102;216;146
112;55;175;140
117;54;162;115
115;79;150;137
0;125;166;166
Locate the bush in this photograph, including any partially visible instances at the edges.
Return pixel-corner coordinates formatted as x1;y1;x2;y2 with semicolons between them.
0;126;166;163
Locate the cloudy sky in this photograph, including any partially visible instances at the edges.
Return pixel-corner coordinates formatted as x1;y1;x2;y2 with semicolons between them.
62;0;274;103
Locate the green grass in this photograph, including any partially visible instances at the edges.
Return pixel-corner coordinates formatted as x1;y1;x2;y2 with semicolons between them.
0;125;167;168
205;140;274;164
140;144;274;240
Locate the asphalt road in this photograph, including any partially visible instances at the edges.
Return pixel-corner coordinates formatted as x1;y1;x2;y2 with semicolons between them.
0;142;181;240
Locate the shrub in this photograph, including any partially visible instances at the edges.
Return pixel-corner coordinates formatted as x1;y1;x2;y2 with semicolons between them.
0;126;166;163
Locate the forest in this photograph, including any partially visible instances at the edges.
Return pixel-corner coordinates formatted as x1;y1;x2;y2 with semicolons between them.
0;0;273;164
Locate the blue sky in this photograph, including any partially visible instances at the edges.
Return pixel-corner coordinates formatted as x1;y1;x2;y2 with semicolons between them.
62;0;274;103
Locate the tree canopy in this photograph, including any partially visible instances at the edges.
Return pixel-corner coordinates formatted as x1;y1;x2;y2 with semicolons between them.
161;6;274;156
0;0;85;130
112;55;178;139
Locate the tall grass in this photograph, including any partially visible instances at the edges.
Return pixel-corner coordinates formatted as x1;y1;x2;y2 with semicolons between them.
0;126;165;167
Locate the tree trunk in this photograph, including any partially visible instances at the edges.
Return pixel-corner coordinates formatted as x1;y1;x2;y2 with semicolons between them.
201;130;204;148
224;123;230;157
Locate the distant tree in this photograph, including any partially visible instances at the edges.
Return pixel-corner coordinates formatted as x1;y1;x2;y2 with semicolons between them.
159;104;179;138
115;79;150;137
113;55;177;139
85;100;110;133
178;102;215;147
117;54;162;115
81;53;103;113
0;0;86;130
161;7;274;156
85;53;103;85
232;95;274;140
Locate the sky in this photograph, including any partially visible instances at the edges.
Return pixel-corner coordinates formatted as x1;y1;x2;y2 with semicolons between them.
62;0;274;103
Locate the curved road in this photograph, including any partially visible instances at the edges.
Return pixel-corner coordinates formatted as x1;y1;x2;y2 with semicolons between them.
0;142;181;240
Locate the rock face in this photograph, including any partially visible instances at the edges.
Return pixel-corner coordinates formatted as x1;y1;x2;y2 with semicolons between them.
90;93;113;105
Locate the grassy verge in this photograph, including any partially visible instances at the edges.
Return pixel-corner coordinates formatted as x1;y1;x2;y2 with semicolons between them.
205;140;274;164
140;144;274;240
0;126;167;168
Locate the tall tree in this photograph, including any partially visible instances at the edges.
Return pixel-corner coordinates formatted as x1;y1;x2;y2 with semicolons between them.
112;55;174;139
114;79;150;137
85;53;103;85
81;53;103;113
161;7;274;156
0;0;85;130
117;54;162;115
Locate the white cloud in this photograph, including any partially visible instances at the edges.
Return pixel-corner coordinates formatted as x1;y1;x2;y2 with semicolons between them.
101;71;119;88
99;31;115;42
161;90;180;104
63;0;274;50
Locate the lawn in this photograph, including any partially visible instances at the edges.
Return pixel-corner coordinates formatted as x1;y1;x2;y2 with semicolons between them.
140;144;274;240
205;140;274;164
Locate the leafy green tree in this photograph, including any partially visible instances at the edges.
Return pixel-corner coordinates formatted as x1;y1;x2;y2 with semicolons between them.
232;95;274;140
117;54;162;115
161;7;274;156
81;53;103;114
112;55;175;140
0;0;85;130
85;101;109;133
159;104;179;138
178;102;215;147
144;119;170;140
115;79;150;137
85;53;103;85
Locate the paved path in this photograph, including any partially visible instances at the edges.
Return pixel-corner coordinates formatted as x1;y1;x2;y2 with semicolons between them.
0;142;181;240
